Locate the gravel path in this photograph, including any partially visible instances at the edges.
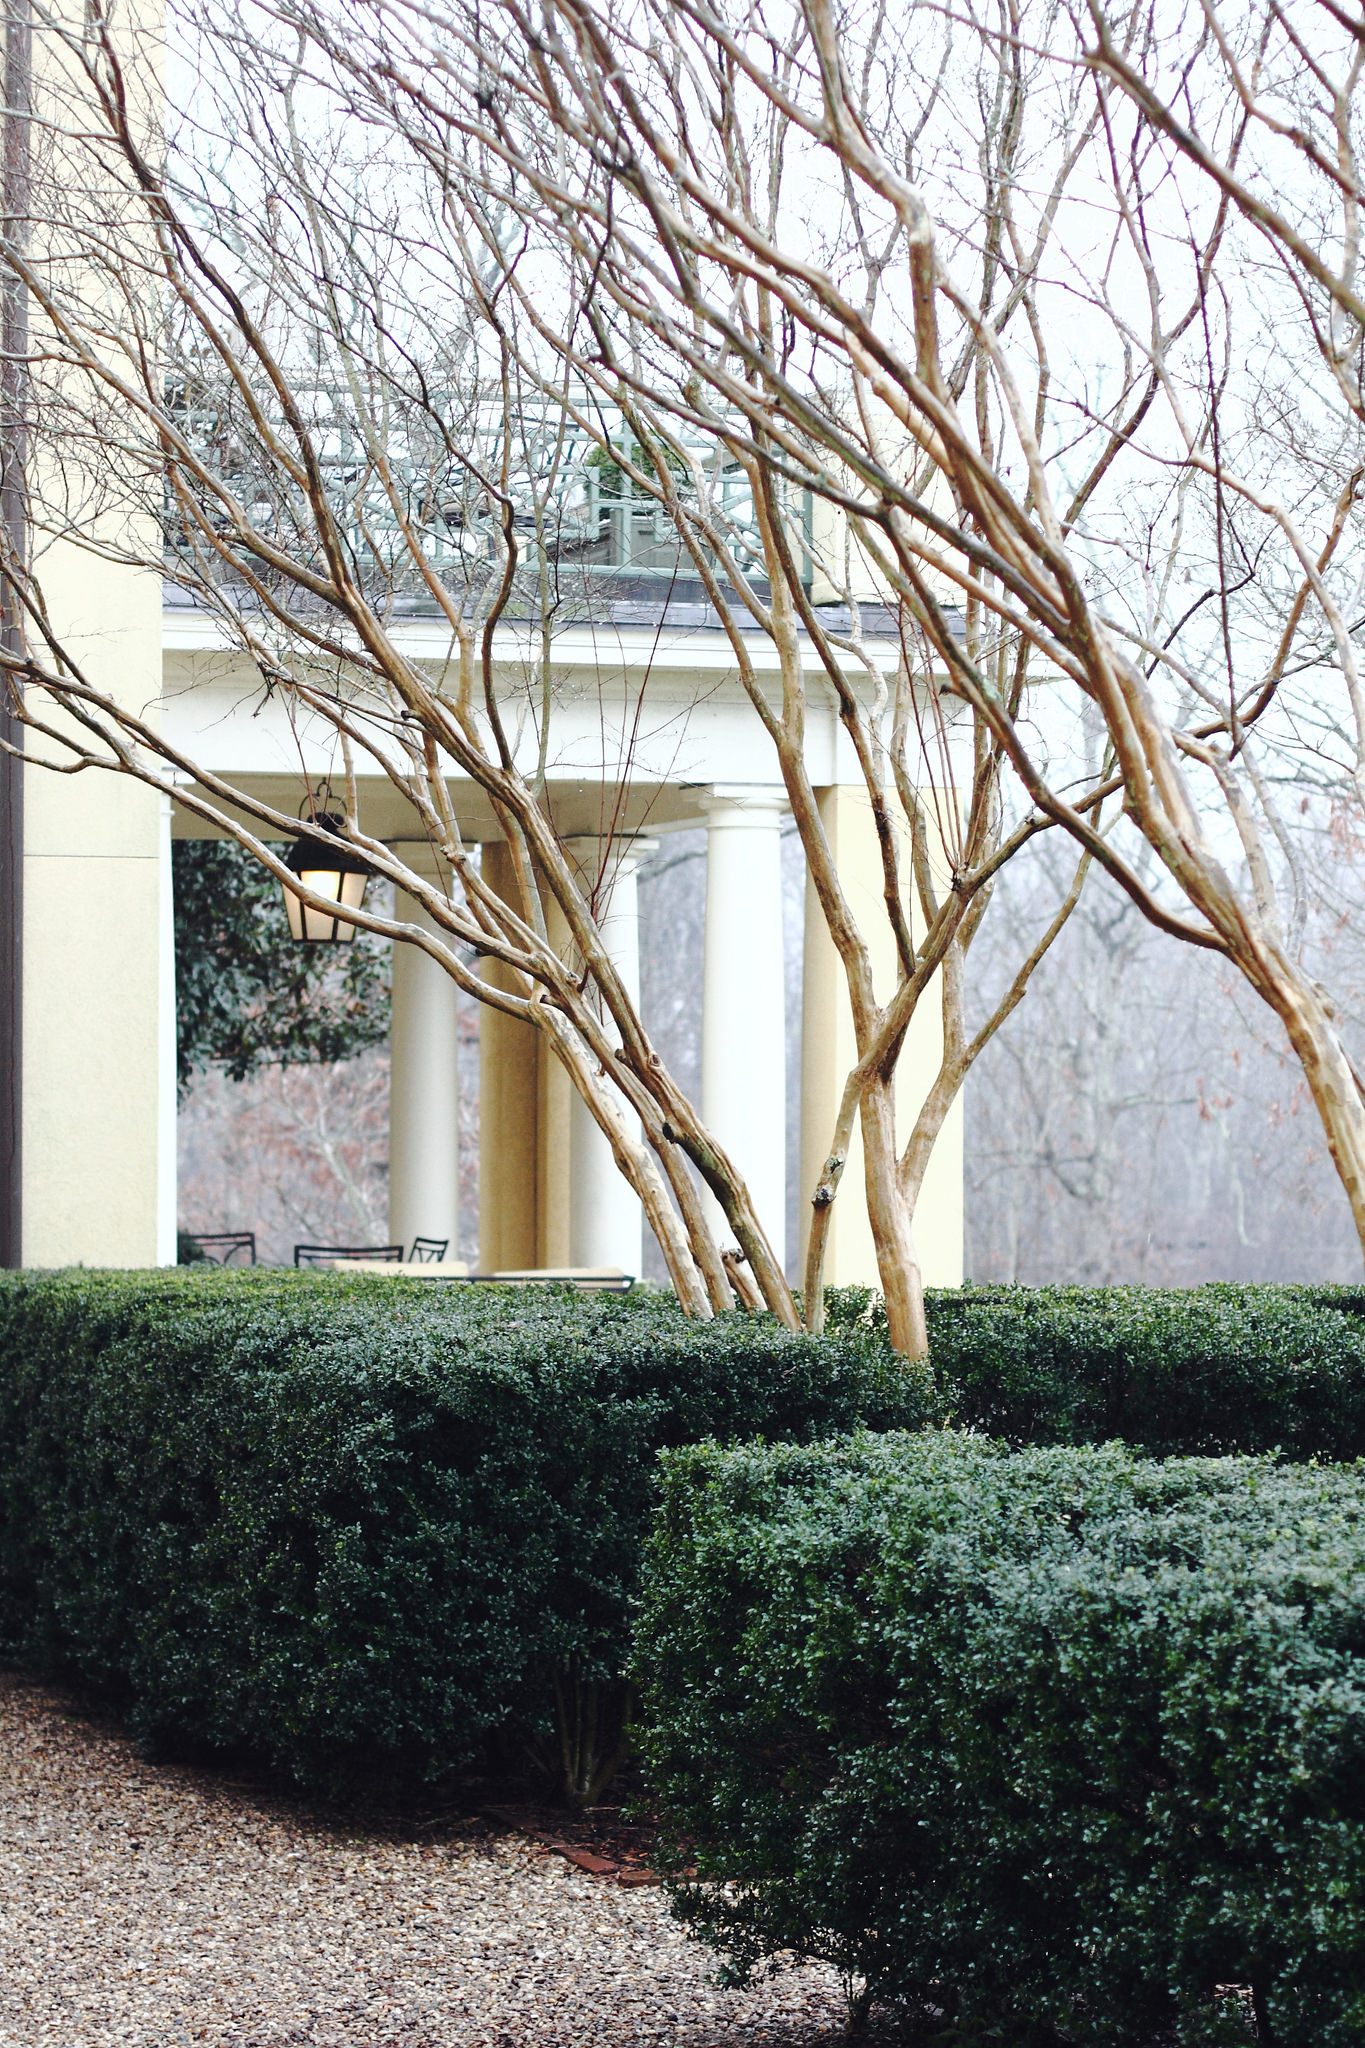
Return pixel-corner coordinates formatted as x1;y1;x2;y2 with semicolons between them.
0;1673;871;2048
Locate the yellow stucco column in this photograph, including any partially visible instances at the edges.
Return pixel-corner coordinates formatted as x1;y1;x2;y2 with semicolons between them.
478;844;540;1269
800;784;964;1290
477;840;652;1274
476;840;575;1271
21;549;174;1267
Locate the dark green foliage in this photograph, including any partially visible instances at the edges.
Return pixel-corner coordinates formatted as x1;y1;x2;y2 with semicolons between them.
0;1269;932;1796
173;839;390;1092
833;1281;1365;1462
921;1283;1365;1459
636;1431;1365;2046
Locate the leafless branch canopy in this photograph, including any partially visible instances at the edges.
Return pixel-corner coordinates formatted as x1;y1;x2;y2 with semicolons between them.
7;0;1365;1335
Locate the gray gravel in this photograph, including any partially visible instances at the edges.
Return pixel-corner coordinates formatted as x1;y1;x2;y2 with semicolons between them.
0;1672;865;2047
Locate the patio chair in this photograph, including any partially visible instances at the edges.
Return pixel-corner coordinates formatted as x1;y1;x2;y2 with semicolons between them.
181;1230;257;1266
294;1243;404;1267
409;1236;450;1263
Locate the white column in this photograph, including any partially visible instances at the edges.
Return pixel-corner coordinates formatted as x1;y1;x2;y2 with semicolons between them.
156;797;178;1265
566;839;648;1274
702;788;788;1271
388;895;460;1257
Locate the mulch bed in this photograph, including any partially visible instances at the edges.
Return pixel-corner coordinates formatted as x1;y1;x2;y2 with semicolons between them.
480;1803;663;1887
0;1669;918;2047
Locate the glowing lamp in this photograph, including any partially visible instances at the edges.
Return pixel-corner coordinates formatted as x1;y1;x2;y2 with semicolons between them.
282;813;373;943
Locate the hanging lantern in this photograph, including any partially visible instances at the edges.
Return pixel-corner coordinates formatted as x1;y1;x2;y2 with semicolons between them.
282;812;374;943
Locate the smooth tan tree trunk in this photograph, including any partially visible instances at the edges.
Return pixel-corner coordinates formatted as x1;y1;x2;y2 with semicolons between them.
860;1075;930;1358
1269;969;1365;1254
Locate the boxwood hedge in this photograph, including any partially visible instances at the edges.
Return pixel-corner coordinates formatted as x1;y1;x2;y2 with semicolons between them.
636;1431;1365;2046
838;1281;1365;1460
0;1268;933;1796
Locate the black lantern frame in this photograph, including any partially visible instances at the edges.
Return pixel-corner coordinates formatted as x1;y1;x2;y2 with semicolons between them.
282;812;375;943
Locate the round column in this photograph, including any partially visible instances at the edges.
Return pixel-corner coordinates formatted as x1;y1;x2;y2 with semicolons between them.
567;839;649;1274
702;789;788;1271
389;894;460;1257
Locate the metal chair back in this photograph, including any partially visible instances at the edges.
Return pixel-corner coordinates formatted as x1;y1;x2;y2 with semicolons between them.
182;1231;257;1266
409;1236;451;1263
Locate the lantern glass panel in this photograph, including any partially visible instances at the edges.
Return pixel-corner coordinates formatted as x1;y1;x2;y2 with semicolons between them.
285;866;367;942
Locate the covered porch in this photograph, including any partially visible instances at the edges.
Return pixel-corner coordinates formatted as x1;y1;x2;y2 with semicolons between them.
10;588;962;1288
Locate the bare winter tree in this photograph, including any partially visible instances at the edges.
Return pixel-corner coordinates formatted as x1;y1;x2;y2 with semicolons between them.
11;0;1365;1347
5;0;808;1326
965;830;1365;1287
255;0;1365;1288
0;0;1108;1356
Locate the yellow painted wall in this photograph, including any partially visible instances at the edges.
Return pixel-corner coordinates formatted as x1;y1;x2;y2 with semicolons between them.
16;0;173;1266
21;547;173;1266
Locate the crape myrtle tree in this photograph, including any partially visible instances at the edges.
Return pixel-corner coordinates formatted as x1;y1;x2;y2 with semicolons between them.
0;0;1101;1356
268;0;1365;1266
3;0;1364;1343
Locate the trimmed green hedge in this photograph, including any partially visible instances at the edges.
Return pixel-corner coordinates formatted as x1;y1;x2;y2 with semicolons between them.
847;1281;1365;1460
923;1281;1365;1457
636;1431;1365;2046
0;1269;932;1795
